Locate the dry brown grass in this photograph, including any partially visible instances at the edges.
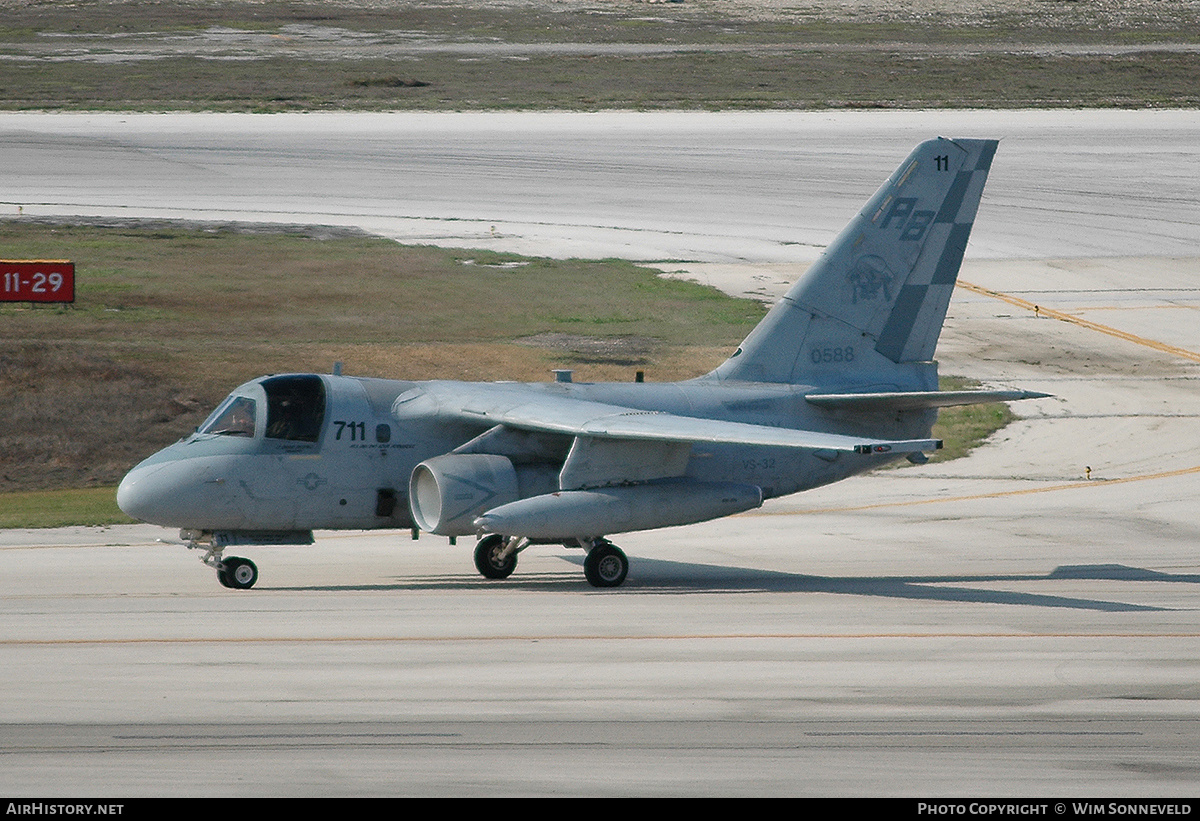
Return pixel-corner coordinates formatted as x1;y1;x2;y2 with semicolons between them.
0;342;206;490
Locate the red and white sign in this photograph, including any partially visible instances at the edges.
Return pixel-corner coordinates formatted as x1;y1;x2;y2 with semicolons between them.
1;260;75;303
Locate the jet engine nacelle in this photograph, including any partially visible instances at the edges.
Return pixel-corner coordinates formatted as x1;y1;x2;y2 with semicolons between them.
474;479;764;541
409;454;521;536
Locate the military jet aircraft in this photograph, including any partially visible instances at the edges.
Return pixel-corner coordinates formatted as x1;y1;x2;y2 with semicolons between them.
117;137;1046;589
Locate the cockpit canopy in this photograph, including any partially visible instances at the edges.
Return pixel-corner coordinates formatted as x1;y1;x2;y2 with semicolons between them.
197;375;327;443
198;395;257;437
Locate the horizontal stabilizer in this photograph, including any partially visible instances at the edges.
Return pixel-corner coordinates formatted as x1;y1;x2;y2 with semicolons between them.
805;389;1051;412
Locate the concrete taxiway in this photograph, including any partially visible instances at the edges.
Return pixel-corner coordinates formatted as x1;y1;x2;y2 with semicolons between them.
1;110;1199;796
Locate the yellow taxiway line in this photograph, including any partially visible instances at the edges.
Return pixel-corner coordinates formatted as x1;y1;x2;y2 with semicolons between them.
956;279;1200;363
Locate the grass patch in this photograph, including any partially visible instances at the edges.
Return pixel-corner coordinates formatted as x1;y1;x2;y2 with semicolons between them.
0;487;133;529
0;1;1196;111
0;223;763;355
929;377;1016;464
2;50;1197;111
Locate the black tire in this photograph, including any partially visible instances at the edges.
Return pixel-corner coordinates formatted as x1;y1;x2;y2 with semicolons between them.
584;543;628;588
474;534;517;580
222;557;258;590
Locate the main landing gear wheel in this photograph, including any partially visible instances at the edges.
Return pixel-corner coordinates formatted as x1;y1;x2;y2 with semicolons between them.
219;556;258;590
584;542;628;588
474;534;517;580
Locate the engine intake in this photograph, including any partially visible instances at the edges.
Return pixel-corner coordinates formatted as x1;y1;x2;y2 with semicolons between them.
409;454;520;536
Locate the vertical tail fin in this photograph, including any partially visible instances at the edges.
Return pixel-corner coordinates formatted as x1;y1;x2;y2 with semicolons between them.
709;138;997;386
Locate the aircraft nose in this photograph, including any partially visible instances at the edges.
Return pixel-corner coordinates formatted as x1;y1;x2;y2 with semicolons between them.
117;461;180;525
117;457;238;528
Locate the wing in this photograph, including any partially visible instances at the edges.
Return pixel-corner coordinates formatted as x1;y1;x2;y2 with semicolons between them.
402;381;941;455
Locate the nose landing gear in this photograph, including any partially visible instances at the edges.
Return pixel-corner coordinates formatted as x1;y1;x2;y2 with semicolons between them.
182;530;259;590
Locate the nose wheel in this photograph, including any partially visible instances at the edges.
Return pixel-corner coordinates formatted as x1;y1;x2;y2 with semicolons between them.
183;532;260;590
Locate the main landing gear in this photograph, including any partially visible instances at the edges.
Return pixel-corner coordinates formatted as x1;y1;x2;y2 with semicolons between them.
218;556;259;590
473;534;629;588
583;541;628;588
474;533;521;579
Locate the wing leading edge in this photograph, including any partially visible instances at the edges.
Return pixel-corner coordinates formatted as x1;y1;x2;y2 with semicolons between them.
402;382;941;456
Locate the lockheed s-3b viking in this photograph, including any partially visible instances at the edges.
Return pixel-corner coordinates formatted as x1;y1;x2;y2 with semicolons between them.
117;138;1046;589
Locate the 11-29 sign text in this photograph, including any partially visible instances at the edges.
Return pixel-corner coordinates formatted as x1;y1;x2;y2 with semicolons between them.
1;260;75;303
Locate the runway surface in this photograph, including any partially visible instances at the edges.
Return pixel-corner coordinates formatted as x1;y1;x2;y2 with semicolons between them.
2;110;1200;796
3;108;1198;261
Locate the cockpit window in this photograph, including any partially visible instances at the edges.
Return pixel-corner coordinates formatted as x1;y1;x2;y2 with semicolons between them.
263;375;326;443
198;396;257;437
